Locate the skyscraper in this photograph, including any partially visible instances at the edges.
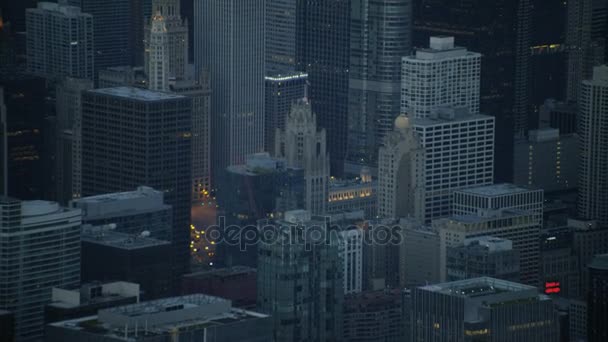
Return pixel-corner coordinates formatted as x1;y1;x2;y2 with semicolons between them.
413;0;532;180
26;2;94;80
168;77;212;202
347;0;412;166
0;197;81;341
0;87;6;196
69;0;144;77
145;0;188;91
81;87;192;289
266;0;297;73
401;36;481;119
275;100;330;215
55;77;93;204
264;72;308;153
296;0;350;176
566;0;608;103
578;65;608;226
257;211;344;341
194;0;265;180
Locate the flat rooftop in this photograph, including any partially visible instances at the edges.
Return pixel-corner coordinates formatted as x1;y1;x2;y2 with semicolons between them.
456;183;540;197
445;209;533;224
90;87;185;101
412;112;493;127
419;277;535;298
74;186;162;204
82;229;170;250
183;266;256;280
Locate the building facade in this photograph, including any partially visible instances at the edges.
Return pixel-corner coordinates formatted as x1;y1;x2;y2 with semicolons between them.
435;210;541;285
265;0;297;73
275;100;329;214
257;211;344;342
0;197;81;341
26;2;93;80
194;0;265;180
578;65;608;226
446;236;520;282
81;87;192;288
265;72;308;153
343;289;406;342
453;183;544;226
399;218;440;287
587;254;608;342
328;169;377;218
411;277;560;342
513;128;578;193
377;114;425;220
71;186;173;241
347;0;412;166
55;77;94;204
295;0;350;176
401;36;480;119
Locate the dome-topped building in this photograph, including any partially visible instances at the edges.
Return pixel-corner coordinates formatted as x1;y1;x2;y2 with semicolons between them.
394;114;410;130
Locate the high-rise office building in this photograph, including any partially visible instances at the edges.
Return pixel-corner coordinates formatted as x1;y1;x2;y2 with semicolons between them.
275;100;329;214
377;114;425;220
401;36;481;119
379;108;494;222
98;66;148;89
513;128;578;193
413;0;532;180
578;65;608;226
216;153;304;267
588;254;608;342
0;197;81;341
257;211;344;342
412;107;494;221
446;236;520;283
265;72;308;153
435;209;541;285
169;77;212;201
265;0;297;73
145;0;188;91
296;0;350;176
0;70;50;201
69;0;144;77
347;0;412;166
55;77;93;204
26;2;93;80
81;87;192;288
412;277;560;342
194;0;265;180
566;0;608;103
71;186;173;241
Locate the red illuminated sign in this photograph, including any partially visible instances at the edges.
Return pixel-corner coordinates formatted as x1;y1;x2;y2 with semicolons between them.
544;281;561;294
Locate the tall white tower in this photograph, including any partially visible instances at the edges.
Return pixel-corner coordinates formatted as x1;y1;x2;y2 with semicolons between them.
377;114;426;220
145;0;188;91
275;100;330;215
401;36;481;119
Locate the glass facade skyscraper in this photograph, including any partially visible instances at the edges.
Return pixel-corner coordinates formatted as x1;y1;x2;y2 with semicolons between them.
348;0;412;166
296;0;350;176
